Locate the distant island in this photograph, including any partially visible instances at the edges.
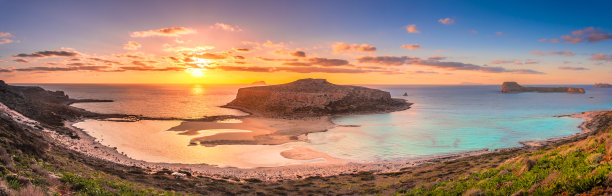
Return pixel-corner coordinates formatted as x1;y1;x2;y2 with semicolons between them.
225;78;412;117
595;83;612;88
501;82;585;94
250;81;266;85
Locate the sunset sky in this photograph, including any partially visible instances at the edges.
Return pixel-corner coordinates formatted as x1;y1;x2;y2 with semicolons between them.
1;0;611;84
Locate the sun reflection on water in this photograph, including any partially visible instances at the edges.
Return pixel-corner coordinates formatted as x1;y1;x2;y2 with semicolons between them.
191;84;205;95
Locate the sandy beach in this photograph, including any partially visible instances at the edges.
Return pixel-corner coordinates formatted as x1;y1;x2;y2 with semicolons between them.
2;101;605;181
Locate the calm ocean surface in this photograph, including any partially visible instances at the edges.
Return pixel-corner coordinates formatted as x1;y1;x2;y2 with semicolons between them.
21;83;612;168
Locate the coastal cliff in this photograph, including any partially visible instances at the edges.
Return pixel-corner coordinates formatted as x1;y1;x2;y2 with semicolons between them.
225;78;411;117
501;82;585;93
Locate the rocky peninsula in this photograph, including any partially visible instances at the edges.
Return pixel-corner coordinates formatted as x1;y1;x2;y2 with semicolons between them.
501;81;585;93
595;83;612;88
225;78;412;118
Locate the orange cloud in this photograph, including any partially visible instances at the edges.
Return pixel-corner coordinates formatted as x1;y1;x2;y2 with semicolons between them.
0;38;12;45
406;24;419;33
263;40;284;48
123;41;141;50
438;18;454;25
210;23;242;32
589;53;612;62
0;32;11;37
233;48;251;52
401;44;421;50
332;42;376;53
130;27;196;37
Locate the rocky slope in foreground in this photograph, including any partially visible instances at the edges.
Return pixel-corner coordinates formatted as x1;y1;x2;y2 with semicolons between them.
501;81;585;93
225;78;412;117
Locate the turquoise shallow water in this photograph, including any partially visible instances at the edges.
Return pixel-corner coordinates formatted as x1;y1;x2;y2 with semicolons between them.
310;85;612;161
17;83;612;165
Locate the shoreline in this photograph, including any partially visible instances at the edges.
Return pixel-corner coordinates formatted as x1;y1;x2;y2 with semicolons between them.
46;108;610;181
2;99;607;181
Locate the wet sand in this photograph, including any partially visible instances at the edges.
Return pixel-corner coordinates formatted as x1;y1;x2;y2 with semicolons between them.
167;117;335;146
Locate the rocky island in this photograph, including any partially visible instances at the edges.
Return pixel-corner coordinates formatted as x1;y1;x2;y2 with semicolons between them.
595;83;612;88
225;78;412;117
501;81;585;93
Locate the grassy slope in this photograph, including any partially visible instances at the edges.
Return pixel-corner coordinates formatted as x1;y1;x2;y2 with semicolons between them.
405;112;612;195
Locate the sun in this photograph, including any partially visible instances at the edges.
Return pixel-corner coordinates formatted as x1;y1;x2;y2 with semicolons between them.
186;68;205;77
185;58;213;78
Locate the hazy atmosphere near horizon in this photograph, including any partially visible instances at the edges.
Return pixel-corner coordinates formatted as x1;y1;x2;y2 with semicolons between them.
2;1;612;195
1;0;611;84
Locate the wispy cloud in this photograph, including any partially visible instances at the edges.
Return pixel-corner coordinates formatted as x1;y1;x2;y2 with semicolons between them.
233;48;251;52
13;50;79;58
538;38;559;43
0;32;11;37
589;53;612;62
406;24;420;33
210;23;242;32
332;42;376;53
541;27;612;44
357;55;543;74
257;57;298;62
357;56;418;66
401;44;421;50
123;41;141;50
531;50;575;56
0;38;13;45
308;57;349;66
438;18;454;25
273;49;307;57
13;59;30;63
130;27;196;37
558;66;589;70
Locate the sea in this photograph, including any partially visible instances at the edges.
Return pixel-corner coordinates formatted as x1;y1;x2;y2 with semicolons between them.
19;83;612;168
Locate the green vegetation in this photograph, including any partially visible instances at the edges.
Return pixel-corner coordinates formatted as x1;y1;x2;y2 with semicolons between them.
404;114;612;195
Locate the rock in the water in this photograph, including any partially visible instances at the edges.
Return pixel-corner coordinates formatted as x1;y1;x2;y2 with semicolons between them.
501;82;585;94
225;78;412;117
403;92;408;96
595;83;612;88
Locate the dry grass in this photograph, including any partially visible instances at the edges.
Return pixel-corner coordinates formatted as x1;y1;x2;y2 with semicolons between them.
17;185;45;196
0;147;14;171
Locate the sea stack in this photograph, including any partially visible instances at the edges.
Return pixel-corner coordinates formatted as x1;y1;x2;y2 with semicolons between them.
595;83;612;88
225;78;412;117
501;82;585;93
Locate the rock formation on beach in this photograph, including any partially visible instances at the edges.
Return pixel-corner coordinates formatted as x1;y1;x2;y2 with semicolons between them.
595;83;612;88
225;78;412;117
501;82;585;94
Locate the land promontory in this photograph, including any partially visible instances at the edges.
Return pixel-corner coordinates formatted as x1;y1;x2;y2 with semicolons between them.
501;82;585;93
225;78;412;117
595;83;612;88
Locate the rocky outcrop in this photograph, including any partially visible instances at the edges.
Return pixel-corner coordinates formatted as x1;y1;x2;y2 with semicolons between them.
0;80;112;127
595;83;612;88
225;78;412;117
501;82;585;93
